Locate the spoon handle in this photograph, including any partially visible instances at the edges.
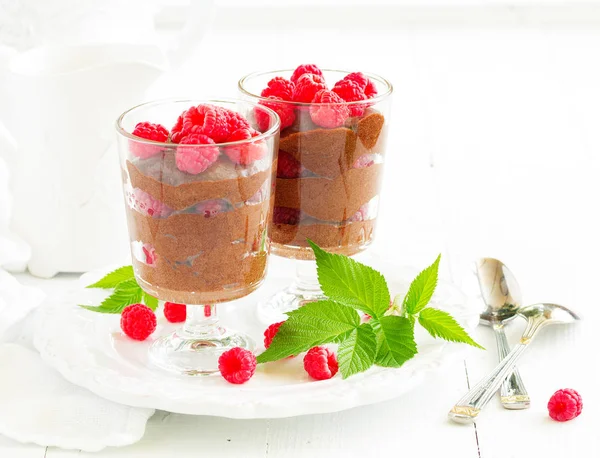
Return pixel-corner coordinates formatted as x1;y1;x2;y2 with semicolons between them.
448;341;530;424
493;324;530;409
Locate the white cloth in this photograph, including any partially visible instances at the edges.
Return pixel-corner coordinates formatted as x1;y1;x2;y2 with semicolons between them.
0;268;155;451
0;270;42;338
0;344;155;452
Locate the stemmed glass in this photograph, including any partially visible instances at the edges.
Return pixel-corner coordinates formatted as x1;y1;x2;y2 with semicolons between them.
238;70;393;322
115;99;279;375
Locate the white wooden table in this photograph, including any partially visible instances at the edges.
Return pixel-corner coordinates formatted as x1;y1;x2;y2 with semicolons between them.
1;3;599;456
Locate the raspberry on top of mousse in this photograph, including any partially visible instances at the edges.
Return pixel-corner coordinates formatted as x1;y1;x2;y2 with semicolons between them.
129;104;269;174
255;64;378;129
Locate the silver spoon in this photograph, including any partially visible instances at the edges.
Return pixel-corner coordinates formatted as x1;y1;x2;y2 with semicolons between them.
476;258;530;410
449;303;580;424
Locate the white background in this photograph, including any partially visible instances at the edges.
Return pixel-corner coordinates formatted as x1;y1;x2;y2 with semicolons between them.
3;0;600;456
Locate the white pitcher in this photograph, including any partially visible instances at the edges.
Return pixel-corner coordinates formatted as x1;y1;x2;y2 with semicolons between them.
0;44;167;277
0;0;215;277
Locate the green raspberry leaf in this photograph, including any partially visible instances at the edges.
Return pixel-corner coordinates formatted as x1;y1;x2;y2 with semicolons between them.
143;292;159;311
418;307;484;349
337;323;377;379
403;254;440;315
373;315;417;367
86;266;134;289
308;240;390;318
256;300;360;363
80;278;143;314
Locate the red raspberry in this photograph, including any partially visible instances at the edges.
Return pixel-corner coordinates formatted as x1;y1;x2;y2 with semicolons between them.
352;154;376;169
142;243;157;265
332;79;367;117
195;199;231;217
261;76;295;101
273;207;301;225
218;347;257;384
263;321;284;349
255;96;295;131
303;346;338;381
277;151;305;178
290;64;324;85
176;133;220;174
364;80;378;99
171;105;230;143
222;109;251;133
170;113;185;143
344;72;377;98
309;90;350;128
130;122;169;159
222;128;267;165
120;303;157;341
344;72;369;91
548;389;583;422
293;73;328;103
163;302;186;323
126;188;173;218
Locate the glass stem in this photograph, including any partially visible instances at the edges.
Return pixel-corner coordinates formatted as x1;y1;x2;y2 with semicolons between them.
181;304;224;339
293;260;322;294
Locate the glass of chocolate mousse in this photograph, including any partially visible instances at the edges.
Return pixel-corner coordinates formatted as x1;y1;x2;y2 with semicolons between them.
239;66;392;321
116;99;279;375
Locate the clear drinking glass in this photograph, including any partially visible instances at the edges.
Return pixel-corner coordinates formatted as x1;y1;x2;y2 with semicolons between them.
115;99;279;375
239;70;393;321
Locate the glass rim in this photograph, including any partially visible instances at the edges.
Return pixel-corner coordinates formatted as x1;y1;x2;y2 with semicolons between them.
115;97;281;148
238;68;393;106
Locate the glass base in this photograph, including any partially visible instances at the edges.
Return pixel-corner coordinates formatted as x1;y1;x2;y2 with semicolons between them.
256;260;326;323
148;304;254;376
149;328;254;376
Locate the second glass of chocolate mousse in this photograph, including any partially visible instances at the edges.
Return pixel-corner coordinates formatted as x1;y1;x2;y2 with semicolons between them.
116;99;279;375
239;65;393;321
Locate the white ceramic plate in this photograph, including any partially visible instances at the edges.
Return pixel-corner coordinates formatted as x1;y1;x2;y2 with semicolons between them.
34;264;480;419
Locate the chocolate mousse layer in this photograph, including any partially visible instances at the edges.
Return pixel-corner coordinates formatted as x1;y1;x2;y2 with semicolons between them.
124;152;274;304
272;110;386;259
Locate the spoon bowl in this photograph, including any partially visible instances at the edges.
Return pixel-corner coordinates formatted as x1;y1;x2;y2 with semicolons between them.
476;258;521;325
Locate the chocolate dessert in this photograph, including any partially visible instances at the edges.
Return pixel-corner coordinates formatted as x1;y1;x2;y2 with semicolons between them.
118;102;278;304
271;109;386;259
240;66;391;261
124;152;275;304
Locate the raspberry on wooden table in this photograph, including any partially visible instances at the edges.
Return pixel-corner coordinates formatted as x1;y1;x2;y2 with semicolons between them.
303;346;338;381
218;347;257;384
548;389;583;422
120;304;157;341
